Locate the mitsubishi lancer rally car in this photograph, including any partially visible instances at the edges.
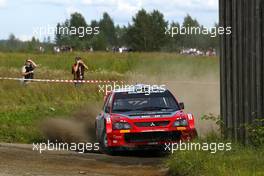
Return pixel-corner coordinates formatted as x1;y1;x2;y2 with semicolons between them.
95;85;197;154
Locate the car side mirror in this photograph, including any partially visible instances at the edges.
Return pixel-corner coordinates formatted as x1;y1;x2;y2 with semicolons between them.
179;102;185;110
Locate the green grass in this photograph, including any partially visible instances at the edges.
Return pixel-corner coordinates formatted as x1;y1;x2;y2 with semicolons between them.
0;52;219;78
0;82;102;143
167;133;264;176
0;52;219;143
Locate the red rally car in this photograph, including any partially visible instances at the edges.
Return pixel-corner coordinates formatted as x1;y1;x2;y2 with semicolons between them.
95;85;197;154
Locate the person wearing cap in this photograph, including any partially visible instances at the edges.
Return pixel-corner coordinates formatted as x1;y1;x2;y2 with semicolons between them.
21;59;38;83
72;57;88;85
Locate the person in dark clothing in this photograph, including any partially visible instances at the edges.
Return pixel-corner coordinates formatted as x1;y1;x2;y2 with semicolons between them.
72;57;88;85
21;59;38;83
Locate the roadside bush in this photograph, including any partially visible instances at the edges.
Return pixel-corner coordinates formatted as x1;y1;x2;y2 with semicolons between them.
246;118;264;147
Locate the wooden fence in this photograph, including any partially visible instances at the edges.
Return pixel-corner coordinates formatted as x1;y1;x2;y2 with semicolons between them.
219;0;263;142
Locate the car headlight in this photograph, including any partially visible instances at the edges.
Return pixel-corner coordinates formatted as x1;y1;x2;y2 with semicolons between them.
173;119;188;127
113;122;131;130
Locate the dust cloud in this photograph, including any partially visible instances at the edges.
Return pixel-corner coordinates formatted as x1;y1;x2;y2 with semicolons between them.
41;103;101;143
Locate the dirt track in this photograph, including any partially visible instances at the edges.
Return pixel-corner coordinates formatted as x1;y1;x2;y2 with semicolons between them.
0;143;167;176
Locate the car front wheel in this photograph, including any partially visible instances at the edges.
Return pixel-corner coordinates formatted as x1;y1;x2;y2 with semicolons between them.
99;128;116;155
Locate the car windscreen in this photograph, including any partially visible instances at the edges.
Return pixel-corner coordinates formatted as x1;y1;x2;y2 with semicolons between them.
112;91;180;113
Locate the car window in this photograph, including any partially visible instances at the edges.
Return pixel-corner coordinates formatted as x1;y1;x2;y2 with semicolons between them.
112;91;180;113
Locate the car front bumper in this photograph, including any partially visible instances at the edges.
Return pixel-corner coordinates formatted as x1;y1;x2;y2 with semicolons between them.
106;127;196;148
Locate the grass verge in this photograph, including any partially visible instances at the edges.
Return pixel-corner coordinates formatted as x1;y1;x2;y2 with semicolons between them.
167;133;264;176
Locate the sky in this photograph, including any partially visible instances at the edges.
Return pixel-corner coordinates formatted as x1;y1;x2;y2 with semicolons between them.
0;0;218;41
